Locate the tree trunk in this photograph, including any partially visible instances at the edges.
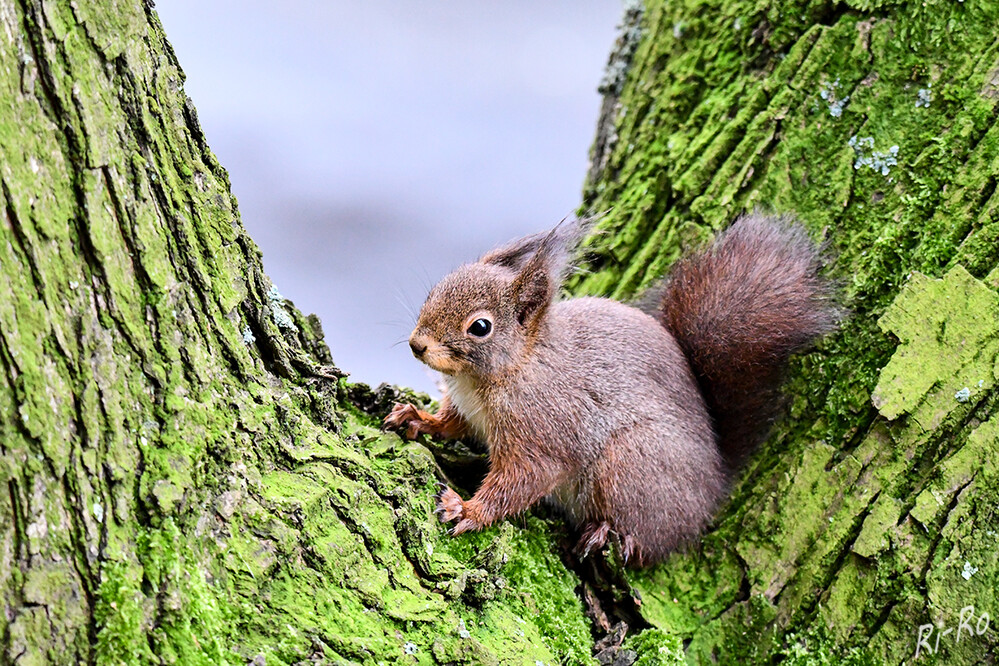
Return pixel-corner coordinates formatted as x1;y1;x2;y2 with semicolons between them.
2;0;997;665
0;1;596;664
579;0;999;664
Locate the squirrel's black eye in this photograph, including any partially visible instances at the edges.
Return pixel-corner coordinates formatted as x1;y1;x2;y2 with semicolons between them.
467;318;492;337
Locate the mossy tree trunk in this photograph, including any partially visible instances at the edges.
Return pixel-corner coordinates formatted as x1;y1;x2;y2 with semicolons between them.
0;1;595;664
1;0;997;665
578;0;999;663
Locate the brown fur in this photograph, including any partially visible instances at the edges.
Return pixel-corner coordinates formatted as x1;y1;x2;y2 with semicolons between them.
383;213;837;566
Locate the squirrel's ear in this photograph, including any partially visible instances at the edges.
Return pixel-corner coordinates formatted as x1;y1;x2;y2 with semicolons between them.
501;215;598;332
510;251;553;331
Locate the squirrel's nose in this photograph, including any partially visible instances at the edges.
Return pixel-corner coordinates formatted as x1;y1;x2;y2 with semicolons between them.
409;339;427;358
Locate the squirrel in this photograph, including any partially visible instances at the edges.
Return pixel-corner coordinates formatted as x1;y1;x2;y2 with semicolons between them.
383;212;838;566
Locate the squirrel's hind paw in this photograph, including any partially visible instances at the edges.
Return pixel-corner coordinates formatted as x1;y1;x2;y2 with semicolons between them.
436;486;465;523
575;521;611;558
450;518;480;535
436;487;487;535
622;534;640;565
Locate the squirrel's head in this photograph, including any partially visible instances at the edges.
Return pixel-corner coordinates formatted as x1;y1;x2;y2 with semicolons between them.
408;218;589;379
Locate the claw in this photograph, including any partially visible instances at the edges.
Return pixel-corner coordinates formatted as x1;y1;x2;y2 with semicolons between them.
382;402;408;430
451;518;478;535
436;486;465;523
622;535;637;565
382;402;437;441
576;521;611;559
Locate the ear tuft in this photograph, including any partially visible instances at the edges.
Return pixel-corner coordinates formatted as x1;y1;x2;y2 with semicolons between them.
481;214;597;277
506;214;597;331
480;231;549;270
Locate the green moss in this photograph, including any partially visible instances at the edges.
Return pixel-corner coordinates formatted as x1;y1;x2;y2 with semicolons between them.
817;555;876;642
622;628;685;665
95;561;156;664
219;426;595;665
775;626;878;665
872;266;999;424
140;521;239;664
685;594;779;663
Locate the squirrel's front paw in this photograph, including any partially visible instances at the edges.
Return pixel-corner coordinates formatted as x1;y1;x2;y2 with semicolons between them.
383;403;431;440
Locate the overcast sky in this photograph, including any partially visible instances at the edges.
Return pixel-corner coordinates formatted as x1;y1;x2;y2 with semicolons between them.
156;1;623;394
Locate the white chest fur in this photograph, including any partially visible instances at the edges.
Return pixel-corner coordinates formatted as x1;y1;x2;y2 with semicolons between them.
443;374;491;444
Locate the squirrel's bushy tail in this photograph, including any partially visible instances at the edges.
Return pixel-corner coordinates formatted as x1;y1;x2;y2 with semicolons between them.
659;213;839;468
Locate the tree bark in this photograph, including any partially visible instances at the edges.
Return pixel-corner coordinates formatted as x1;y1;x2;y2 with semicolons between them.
579;1;999;664
0;1;596;664
2;0;998;665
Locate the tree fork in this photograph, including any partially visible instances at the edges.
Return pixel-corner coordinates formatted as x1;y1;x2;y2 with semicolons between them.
2;0;998;664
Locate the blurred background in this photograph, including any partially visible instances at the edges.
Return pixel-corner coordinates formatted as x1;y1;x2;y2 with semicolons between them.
156;1;622;394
